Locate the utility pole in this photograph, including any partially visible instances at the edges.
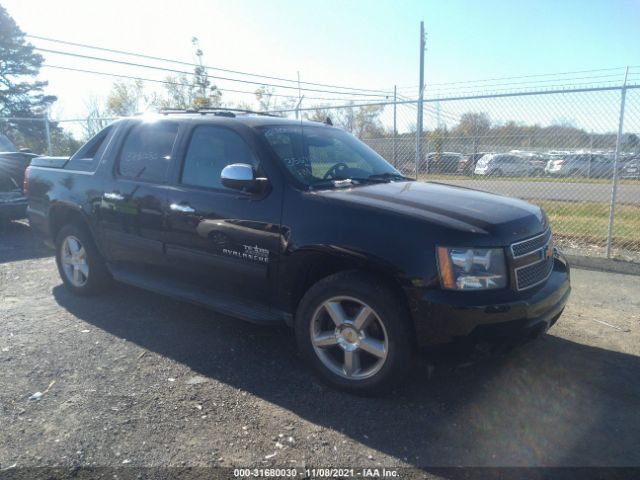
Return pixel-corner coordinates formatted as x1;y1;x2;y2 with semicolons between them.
415;21;426;180
393;85;397;167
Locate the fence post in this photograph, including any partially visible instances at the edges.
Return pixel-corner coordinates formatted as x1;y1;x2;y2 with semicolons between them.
295;96;304;122
606;66;629;259
415;21;425;180
44;110;52;156
415;109;421;179
392;85;397;167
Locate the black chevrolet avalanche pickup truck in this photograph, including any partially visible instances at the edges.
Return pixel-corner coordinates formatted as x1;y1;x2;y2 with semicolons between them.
26;111;571;393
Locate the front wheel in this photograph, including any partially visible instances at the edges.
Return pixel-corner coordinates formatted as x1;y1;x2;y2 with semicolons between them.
55;223;112;295
295;271;413;394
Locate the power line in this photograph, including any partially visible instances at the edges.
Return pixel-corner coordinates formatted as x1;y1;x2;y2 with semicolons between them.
35;47;392;98
422;79;634;98
393;77;633;98
28;34;393;96
41;64;387;102
393;66;629;91
422;73;627;93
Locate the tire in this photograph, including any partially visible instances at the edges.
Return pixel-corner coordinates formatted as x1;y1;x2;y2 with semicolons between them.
295;271;413;394
55;223;112;296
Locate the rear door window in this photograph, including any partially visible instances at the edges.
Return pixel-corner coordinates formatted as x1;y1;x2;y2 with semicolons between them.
117;121;179;183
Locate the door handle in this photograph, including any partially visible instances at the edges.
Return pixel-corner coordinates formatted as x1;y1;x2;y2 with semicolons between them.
169;203;195;214
103;192;125;201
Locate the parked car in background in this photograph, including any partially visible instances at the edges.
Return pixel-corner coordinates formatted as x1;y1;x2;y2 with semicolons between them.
474;153;537;176
0;134;38;221
620;158;640;179
457;152;491;175
510;151;547;176
425;152;463;174
545;153;613;178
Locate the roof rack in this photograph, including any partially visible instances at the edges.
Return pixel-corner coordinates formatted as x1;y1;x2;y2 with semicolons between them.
158;108;279;118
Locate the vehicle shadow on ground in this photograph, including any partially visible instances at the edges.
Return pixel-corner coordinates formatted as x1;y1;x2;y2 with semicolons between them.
0;220;52;264
53;283;640;469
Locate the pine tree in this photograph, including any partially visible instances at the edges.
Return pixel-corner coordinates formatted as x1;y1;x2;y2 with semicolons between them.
0;5;58;152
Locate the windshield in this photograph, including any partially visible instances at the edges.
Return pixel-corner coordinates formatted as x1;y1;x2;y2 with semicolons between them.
0;134;17;152
260;125;406;188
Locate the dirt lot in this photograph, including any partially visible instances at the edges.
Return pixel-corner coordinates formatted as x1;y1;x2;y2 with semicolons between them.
1;220;639;473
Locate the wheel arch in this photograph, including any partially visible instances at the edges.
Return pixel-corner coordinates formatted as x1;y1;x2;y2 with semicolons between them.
49;203;102;254
284;247;413;328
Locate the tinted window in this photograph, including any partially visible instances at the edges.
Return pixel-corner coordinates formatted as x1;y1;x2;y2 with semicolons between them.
70;126;112;161
181;126;258;190
118;121;178;182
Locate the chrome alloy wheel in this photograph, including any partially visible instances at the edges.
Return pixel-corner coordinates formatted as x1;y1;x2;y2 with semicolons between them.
60;235;89;287
310;296;388;380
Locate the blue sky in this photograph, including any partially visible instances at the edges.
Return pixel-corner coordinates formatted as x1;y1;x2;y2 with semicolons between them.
3;0;640;127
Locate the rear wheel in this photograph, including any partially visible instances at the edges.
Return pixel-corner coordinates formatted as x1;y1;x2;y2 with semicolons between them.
55;223;112;295
295;271;413;394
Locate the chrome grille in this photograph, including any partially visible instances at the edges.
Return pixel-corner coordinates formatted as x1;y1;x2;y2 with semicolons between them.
516;257;554;290
511;229;554;291
511;229;551;258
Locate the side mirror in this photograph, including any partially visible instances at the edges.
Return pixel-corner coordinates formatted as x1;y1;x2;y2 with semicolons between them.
221;163;264;192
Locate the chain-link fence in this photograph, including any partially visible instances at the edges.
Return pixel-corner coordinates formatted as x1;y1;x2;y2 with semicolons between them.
2;84;639;264
272;84;640;263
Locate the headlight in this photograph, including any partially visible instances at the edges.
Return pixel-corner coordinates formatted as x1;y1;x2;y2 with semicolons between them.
436;246;507;290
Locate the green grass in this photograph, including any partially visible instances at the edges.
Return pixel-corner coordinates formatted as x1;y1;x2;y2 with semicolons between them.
418;174;640;185
528;200;640;248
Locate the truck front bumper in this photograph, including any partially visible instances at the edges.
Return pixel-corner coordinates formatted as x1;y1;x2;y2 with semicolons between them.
412;253;571;347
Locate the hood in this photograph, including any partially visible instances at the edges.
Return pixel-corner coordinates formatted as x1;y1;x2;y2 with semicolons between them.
312;181;547;241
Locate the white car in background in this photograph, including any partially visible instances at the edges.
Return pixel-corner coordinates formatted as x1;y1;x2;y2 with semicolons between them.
474;153;536;176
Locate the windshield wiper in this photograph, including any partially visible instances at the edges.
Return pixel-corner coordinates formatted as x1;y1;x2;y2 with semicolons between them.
309;177;382;190
309;173;411;190
367;172;413;181
309;178;354;190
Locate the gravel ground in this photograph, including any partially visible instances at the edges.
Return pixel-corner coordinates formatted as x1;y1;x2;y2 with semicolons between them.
1;220;639;473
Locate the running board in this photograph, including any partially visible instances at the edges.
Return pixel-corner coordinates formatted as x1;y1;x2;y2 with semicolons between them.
108;264;288;326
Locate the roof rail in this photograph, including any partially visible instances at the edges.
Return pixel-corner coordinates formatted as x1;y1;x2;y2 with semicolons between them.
158;108;279;118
